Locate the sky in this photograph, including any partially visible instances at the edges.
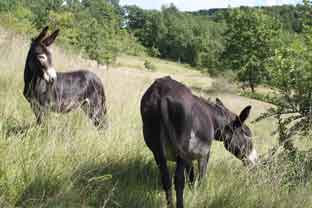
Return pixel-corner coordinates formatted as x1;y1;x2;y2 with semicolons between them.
119;0;302;11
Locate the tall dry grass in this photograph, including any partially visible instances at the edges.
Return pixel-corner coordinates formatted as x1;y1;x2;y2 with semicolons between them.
0;29;311;208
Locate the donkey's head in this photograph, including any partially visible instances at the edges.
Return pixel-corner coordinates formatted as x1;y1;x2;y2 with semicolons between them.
27;26;59;84
216;98;258;166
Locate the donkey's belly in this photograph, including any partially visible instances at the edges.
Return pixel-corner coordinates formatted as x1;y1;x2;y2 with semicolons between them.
187;130;211;159
58;99;81;113
160;130;211;161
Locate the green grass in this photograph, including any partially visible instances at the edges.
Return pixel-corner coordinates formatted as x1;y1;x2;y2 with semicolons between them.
0;29;311;208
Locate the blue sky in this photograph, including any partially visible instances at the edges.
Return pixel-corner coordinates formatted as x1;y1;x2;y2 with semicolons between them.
119;0;302;11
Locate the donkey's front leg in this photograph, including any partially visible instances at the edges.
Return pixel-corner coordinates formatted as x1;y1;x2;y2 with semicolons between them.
31;103;45;125
198;150;210;181
185;163;195;187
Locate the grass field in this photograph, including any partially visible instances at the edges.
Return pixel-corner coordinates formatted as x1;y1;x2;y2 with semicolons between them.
0;29;311;208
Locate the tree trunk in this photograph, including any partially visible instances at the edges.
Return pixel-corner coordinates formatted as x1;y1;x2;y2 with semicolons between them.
249;80;255;93
283;140;295;152
248;69;255;93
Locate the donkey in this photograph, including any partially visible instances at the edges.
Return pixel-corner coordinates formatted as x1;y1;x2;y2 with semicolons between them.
140;76;258;208
23;26;107;127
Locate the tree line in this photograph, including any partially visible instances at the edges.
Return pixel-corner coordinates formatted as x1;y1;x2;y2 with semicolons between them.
0;1;307;70
0;0;145;67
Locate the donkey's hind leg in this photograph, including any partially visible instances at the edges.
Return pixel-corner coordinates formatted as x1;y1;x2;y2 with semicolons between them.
143;124;174;208
185;163;195;186
82;97;107;128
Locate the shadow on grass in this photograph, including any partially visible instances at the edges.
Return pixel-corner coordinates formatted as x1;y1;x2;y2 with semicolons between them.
13;144;312;208
71;156;164;208
15;173;62;208
15;156;165;208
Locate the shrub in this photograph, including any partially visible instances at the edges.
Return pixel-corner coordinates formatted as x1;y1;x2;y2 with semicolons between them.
256;1;312;151
258;148;312;191
144;60;156;71
222;8;281;92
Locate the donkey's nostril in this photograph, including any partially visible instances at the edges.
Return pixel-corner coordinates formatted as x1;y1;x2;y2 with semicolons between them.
47;67;57;83
46;74;56;84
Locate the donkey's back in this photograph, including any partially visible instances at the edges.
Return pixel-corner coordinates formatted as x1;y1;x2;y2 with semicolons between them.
54;70;106;118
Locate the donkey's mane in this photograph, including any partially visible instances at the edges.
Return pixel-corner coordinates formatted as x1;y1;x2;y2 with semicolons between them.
195;95;236;121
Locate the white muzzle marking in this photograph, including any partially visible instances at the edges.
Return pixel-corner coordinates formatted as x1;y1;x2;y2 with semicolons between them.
247;148;258;165
44;67;57;83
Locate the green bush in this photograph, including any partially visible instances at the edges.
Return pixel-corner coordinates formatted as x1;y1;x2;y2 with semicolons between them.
222;8;281;92
0;6;35;34
258;148;312;191
205;67;219;77
144;60;156;71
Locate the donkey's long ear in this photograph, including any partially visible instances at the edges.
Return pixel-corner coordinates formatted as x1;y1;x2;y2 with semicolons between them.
239;105;252;124
216;98;225;107
34;26;49;42
42;29;60;46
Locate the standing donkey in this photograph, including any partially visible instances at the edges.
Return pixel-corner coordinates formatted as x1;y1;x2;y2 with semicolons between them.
23;26;107;127
140;76;258;208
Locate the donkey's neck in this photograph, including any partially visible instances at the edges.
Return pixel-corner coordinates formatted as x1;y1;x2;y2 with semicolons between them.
208;103;234;140
195;96;232;131
24;65;58;108
23;53;35;100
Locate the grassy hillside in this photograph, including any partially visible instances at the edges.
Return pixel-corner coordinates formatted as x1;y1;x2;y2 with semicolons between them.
0;29;311;208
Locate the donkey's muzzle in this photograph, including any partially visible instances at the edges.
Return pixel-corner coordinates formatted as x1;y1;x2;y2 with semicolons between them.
50;76;56;83
244;148;258;167
44;67;57;84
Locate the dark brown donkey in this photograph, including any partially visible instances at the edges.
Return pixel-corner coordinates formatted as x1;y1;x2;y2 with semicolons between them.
23;26;107;127
140;76;258;208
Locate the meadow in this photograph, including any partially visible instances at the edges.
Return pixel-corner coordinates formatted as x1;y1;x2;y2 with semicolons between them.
0;28;311;208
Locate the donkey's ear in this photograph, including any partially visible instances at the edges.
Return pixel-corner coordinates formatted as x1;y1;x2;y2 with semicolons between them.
42;29;59;46
34;26;49;42
216;98;224;107
239;105;252;124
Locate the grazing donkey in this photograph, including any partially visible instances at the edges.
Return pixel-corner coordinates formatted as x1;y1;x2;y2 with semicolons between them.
140;76;258;208
23;26;107;127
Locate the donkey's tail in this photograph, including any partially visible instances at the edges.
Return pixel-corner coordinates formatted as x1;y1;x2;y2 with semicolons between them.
160;96;184;157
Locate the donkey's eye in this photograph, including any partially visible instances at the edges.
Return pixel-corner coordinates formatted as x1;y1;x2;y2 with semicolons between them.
37;54;47;61
225;125;233;132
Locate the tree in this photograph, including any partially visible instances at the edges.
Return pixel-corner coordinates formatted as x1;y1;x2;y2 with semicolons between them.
222;8;281;92
70;0;121;66
258;0;312;151
189;15;225;69
0;0;20;11
124;6;164;56
47;10;80;47
124;3;225;69
23;0;65;28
